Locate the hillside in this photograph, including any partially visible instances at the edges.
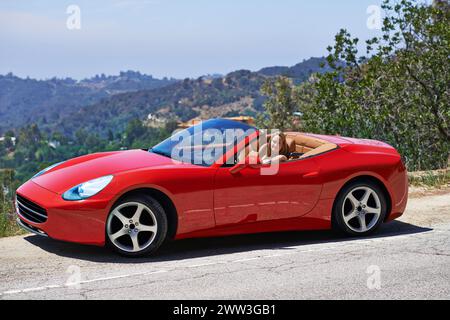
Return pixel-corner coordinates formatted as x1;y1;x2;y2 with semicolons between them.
56;70;266;136
0;71;177;134
0;57;330;137
258;57;332;83
56;57;331;136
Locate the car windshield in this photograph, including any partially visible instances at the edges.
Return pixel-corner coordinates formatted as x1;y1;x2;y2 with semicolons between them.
150;119;257;166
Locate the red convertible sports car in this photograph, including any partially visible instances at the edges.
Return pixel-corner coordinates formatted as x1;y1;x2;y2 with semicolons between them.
15;119;408;256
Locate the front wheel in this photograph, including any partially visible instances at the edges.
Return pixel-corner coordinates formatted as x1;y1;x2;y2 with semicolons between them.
333;181;387;236
106;194;168;257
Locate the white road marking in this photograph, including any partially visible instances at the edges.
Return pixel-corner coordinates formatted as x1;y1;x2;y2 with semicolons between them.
0;227;441;297
1;270;170;296
71;269;169;285
232;257;260;263
187;262;225;268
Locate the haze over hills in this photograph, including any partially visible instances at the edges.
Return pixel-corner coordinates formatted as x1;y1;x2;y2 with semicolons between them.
0;71;177;134
0;57;331;136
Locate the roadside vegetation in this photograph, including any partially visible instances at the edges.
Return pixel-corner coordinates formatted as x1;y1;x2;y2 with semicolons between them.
409;169;450;188
0;211;25;238
0;169;24;237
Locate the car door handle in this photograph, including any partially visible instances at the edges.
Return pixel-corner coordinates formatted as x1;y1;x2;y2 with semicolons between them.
302;171;319;178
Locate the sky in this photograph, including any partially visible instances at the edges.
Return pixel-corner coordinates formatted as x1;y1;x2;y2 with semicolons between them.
0;0;384;80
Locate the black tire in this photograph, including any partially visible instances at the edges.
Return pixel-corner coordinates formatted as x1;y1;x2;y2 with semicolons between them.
332;180;387;236
106;194;168;257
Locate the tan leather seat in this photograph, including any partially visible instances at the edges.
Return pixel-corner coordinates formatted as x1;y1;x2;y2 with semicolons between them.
285;132;337;159
300;143;337;158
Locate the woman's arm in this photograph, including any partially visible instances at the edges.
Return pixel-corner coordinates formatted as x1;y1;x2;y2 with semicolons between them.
259;143;269;163
269;155;288;164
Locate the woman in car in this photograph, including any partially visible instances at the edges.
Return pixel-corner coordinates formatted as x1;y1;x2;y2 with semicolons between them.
259;132;289;164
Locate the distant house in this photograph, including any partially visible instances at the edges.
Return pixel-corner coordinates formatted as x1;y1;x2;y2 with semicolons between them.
177;118;203;129
0;136;16;146
178;116;255;129
144;113;167;128
48;140;61;149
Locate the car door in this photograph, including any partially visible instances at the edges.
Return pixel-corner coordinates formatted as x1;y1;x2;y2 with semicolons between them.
213;157;323;227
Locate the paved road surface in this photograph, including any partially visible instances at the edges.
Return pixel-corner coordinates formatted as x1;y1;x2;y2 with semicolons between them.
1;192;449;300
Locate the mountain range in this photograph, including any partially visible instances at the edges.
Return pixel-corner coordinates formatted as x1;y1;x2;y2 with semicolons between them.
0;57;330;137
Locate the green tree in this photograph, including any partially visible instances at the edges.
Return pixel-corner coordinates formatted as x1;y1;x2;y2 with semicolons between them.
51;131;68;145
297;0;449;170
124;119;146;146
164;120;179;136
107;129;114;141
257;76;299;131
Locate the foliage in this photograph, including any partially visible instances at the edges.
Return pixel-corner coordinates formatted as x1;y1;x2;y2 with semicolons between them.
295;0;449;170
0;211;24;238
0;169;24;237
257;76;300;131
409;169;450;188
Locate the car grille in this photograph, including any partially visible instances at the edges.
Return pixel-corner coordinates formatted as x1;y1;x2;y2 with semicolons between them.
16;194;48;224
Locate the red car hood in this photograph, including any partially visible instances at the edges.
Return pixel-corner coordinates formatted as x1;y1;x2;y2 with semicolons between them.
32;150;174;194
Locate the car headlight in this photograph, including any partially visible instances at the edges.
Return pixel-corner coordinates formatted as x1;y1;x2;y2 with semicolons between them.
62;175;114;201
32;161;65;179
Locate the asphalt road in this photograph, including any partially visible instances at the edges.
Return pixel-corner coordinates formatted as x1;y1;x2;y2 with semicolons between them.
1;191;449;300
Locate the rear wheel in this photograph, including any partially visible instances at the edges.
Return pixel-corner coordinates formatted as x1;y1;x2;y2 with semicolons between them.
106;194;168;257
333;180;387;236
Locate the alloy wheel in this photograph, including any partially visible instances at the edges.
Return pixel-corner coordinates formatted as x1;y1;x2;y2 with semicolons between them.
107;202;158;253
341;186;382;233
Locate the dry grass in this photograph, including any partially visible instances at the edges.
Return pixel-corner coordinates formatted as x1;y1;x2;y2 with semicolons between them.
0;211;25;238
409;169;450;188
